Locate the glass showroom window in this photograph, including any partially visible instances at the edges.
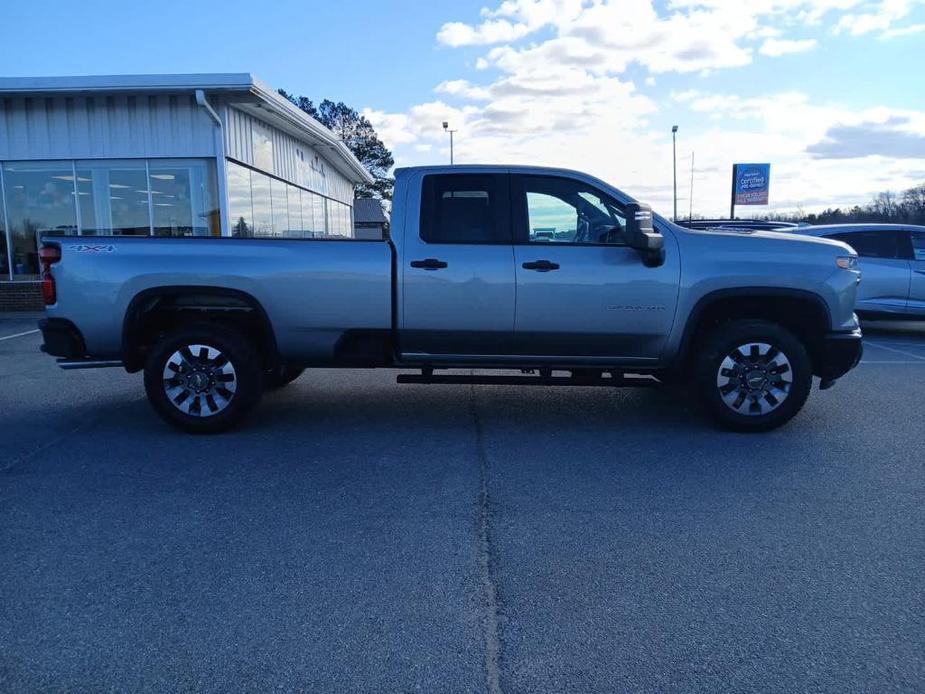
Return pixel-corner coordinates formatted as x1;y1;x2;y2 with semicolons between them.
270;178;289;237
149;159;220;237
2;161;78;279
227;161;253;238
223;159;358;240
313;193;327;237
287;184;303;237
250;171;273;237
74;159;220;237
300;190;316;237
0;185;9;280
330;200;352;238
74;160;149;235
330;201;344;237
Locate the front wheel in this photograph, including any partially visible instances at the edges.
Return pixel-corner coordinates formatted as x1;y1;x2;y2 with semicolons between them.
694;320;813;432
143;323;265;434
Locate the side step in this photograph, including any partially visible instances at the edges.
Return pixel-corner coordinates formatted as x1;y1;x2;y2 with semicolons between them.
56;358;124;370
396;371;661;388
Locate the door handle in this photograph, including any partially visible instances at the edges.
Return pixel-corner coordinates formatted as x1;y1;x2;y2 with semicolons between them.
522;260;560;272
410;258;448;270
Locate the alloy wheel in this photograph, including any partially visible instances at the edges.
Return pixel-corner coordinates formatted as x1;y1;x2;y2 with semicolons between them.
716;342;793;416
162;343;237;417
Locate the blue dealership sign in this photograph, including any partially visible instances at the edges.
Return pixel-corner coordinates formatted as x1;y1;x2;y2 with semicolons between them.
733;163;771;205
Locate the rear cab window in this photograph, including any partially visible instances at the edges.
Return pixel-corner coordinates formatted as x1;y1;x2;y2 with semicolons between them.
419;174;511;244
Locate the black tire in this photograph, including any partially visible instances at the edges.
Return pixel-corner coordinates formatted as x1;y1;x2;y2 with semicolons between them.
265;365;304;389
693;319;813;433
143;323;265;434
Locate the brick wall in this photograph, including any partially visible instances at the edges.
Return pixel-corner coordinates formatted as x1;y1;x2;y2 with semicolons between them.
0;282;44;311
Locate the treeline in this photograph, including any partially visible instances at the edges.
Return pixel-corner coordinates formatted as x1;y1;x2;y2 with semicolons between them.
758;182;925;225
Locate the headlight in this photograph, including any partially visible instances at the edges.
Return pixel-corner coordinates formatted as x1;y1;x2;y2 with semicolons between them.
836;256;858;270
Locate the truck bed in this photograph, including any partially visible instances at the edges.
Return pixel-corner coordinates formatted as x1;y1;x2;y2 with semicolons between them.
44;236;394;361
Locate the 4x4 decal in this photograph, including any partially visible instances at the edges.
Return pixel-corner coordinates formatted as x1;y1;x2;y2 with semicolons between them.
68;244;115;253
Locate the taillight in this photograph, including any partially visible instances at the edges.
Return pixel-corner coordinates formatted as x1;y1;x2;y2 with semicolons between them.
39;243;61;306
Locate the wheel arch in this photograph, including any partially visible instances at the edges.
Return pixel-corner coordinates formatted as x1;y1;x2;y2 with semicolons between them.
121;285;280;372
676;287;832;377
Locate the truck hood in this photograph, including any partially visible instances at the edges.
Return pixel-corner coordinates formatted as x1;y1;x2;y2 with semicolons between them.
677;226;856;255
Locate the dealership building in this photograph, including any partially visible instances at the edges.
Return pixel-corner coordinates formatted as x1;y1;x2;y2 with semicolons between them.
0;73;374;309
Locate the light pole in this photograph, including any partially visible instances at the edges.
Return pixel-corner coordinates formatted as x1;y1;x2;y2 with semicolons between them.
443;121;457;165
671;125;678;222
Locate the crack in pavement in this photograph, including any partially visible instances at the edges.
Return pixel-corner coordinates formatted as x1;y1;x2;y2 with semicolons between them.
469;384;503;694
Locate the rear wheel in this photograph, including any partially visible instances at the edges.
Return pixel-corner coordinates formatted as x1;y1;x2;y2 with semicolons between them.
143;323;264;434
694;319;812;432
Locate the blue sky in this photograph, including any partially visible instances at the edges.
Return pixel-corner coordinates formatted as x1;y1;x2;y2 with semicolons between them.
2;0;924;215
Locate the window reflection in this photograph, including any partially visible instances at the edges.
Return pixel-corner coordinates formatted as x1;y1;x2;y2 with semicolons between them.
149;159;220;237
270;179;288;237
250;172;273;237
0;188;9;280
287;184;303;237
227;161;253;238
75;160;149;236
301;190;315;238
313;194;326;237
2;161;78;279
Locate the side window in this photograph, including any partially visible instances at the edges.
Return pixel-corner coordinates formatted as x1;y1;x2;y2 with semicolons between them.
828;231;899;259
910;232;925;261
420;174;509;244
515;175;626;245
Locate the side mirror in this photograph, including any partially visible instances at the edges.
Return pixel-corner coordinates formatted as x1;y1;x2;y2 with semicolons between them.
624;202;664;267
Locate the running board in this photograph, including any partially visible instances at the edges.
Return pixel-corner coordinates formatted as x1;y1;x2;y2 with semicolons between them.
396;372;661;388
56;358;124;370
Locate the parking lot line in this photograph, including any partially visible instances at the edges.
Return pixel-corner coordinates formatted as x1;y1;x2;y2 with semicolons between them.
863;341;925;361
0;329;39;342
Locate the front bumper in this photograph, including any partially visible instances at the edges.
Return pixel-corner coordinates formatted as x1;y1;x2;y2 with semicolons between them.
38;318;87;358
818;328;863;383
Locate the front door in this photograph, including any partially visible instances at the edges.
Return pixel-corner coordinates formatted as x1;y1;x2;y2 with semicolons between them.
510;174;679;361
400;171;516;358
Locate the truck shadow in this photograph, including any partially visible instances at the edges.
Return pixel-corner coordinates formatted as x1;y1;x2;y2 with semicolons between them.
253;376;705;437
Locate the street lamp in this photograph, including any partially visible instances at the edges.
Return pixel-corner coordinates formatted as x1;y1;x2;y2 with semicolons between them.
671;125;679;222
443;121;458;165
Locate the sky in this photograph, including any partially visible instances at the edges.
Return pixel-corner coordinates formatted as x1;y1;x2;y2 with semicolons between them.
2;0;924;217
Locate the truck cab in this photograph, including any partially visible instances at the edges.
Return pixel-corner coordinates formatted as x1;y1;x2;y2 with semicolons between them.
394;166;677;363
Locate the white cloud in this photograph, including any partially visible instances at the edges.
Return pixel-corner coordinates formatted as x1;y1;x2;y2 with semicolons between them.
759;37;818;55
879;21;925;36
437;0;585;47
436;19;532;47
833;0;925;36
435;80;491;101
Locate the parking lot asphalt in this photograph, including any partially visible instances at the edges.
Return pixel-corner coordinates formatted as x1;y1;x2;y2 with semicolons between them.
1;313;923;693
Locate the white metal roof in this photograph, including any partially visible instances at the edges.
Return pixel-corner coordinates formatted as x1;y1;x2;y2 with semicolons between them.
0;73;374;185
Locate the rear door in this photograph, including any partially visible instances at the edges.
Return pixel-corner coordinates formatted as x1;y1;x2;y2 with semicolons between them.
399;172;516;358
827;230;911;315
907;230;925;317
510;173;679;361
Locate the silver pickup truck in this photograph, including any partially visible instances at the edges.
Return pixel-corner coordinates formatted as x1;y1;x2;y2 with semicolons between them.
38;165;863;433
